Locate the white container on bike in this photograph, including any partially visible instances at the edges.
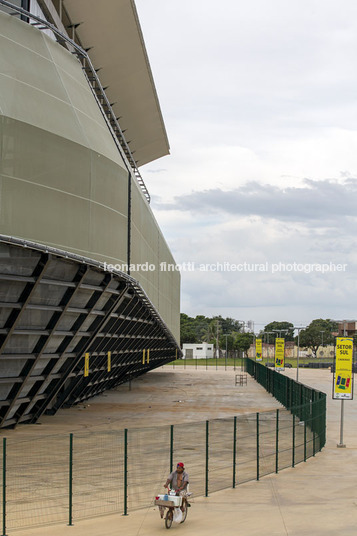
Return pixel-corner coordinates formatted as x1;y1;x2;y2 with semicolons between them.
156;494;182;507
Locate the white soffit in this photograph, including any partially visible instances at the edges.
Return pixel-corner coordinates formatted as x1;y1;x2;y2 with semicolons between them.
63;0;170;166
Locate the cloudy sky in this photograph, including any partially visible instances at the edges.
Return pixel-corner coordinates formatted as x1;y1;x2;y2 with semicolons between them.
135;0;357;331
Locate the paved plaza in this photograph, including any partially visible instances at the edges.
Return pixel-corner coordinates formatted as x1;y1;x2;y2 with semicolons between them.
10;367;357;536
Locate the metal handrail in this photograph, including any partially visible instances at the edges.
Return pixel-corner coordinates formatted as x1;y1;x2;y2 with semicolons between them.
0;0;151;202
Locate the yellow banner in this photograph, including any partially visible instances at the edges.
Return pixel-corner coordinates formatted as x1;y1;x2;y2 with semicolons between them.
256;339;262;361
84;353;89;377
142;349;146;365
147;348;150;364
275;338;285;370
107;351;111;372
334;337;353;400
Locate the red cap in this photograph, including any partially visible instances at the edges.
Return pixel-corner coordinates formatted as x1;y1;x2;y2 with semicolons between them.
177;462;184;468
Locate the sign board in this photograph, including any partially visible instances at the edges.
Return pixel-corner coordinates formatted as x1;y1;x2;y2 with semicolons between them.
256;338;262;362
333;337;353;400
84;352;89;377
275;338;285;371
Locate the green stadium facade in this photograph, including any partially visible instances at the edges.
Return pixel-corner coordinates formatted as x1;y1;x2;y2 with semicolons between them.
0;0;181;428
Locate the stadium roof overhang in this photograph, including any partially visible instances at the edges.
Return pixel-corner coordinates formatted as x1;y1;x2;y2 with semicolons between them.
63;0;170;167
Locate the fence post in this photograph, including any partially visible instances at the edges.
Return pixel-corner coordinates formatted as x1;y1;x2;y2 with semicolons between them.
2;438;6;536
205;420;209;496
292;414;295;468
304;419;307;462
68;433;73;526
312;399;316;456
170;425;174;473
233;416;237;488
275;409;279;473
256;413;259;481
123;429;128;515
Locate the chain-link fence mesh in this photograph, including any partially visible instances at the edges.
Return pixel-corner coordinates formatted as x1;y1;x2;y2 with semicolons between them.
72;430;125;520
0;363;326;533
5;434;69;529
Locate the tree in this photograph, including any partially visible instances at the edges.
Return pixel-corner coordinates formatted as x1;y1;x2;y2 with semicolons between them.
202;319;218;344
220;317;244;333
263;321;295;342
219;334;235;355
180;313;212;344
180;314;246;353
194;315;211;342
234;332;254;357
180;313;199;344
298;318;338;357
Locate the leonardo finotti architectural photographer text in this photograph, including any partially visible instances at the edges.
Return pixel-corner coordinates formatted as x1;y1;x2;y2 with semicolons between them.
103;261;347;274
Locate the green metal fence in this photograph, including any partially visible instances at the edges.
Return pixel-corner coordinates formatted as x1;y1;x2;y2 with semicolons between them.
0;363;326;533
246;359;326;452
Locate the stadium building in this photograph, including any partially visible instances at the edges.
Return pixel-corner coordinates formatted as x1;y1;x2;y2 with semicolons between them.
0;0;181;428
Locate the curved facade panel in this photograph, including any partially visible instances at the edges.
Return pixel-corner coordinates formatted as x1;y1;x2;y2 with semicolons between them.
0;8;180;342
131;179;180;341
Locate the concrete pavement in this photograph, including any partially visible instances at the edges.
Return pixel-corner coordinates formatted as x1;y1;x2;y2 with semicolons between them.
11;368;357;535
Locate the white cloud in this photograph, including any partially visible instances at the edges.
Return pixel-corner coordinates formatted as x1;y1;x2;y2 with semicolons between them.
135;0;357;327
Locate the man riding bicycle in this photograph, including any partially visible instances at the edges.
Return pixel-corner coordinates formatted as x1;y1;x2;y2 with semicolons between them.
164;462;189;495
161;462;189;516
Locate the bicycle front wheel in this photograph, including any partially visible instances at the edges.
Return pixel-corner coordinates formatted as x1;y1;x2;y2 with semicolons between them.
165;509;173;529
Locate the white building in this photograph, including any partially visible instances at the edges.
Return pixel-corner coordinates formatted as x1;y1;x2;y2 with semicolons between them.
182;343;214;359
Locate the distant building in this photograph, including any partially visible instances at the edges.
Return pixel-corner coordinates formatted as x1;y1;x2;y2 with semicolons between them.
246;320;254;332
337;322;357;337
182;343;214;359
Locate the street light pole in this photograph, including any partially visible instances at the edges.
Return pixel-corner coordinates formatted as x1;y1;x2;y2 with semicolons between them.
225;334;228;370
320;330;325;358
223;333;231;371
216;319;219;370
265;331;275;361
320;331;325;347
273;329;289;338
294;326;305;382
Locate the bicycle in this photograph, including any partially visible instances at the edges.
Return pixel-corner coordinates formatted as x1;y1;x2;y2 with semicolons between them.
154;489;190;529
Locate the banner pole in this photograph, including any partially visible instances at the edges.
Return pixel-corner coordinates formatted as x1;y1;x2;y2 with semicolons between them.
68;433;73;526
256;413;259;481
337;400;346;448
232;416;237;488
205;420;209;496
